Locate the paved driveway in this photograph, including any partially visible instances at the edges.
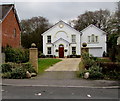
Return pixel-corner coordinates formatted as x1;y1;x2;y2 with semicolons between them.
45;58;81;71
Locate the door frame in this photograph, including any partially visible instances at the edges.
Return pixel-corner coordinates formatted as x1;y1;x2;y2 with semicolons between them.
59;44;64;58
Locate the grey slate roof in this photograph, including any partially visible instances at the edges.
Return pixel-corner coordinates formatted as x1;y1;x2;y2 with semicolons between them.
0;4;13;20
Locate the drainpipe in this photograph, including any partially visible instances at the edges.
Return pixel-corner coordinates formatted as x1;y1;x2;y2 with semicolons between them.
80;31;83;55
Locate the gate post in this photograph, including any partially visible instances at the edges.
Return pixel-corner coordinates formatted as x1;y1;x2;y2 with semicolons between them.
29;43;38;73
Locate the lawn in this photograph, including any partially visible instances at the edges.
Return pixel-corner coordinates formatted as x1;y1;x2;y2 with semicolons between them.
38;58;62;74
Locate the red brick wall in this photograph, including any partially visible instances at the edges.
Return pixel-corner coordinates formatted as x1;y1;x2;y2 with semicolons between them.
1;8;21;48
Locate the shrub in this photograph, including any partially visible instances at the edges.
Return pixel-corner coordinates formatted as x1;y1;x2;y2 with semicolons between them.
4;47;29;63
2;72;11;79
82;42;87;47
88;65;103;79
22;63;36;73
11;67;26;79
2;63;36;79
81;52;96;69
1;64;12;73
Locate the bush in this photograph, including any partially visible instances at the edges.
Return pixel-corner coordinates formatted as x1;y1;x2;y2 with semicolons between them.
2;63;36;79
81;52;96;69
11;67;26;79
22;63;36;73
88;65;103;79
2;72;11;79
5;46;29;63
1;64;12;73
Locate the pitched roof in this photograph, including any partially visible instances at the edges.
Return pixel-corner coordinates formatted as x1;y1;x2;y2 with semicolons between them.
0;4;13;20
0;4;21;30
53;38;70;44
81;24;107;34
42;20;81;35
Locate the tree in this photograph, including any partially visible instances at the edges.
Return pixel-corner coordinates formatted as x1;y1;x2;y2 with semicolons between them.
71;9;110;32
20;16;51;52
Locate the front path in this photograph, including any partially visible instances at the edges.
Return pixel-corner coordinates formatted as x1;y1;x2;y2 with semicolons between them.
45;58;81;71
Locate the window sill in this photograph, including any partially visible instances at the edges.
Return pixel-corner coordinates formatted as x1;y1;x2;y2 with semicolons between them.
88;42;99;44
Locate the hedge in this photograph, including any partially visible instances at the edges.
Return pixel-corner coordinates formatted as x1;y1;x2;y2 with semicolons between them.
4;47;29;63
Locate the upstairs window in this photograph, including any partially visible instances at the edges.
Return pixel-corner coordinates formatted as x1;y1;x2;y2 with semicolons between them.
72;35;76;43
88;36;90;43
95;36;98;42
47;35;51;43
13;29;16;37
88;34;98;43
91;34;95;42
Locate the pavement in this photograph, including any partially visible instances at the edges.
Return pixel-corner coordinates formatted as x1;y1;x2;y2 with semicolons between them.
45;58;80;71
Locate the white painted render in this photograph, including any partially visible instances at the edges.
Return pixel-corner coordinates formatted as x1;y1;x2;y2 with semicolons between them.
42;21;107;57
81;24;107;57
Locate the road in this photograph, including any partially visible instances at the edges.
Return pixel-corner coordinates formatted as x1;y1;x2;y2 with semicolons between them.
2;85;119;99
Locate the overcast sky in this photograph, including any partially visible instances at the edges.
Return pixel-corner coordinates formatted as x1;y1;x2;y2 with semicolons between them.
1;1;118;24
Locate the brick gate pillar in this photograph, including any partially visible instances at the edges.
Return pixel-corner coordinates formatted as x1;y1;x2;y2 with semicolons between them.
29;43;38;73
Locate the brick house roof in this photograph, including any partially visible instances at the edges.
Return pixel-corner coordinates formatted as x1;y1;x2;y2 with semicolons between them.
0;4;21;30
0;4;13;20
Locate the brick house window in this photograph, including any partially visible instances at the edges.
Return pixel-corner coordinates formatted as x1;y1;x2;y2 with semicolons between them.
13;29;16;37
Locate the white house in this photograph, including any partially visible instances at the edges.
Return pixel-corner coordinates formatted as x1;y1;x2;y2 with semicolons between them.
42;21;107;57
81;24;107;57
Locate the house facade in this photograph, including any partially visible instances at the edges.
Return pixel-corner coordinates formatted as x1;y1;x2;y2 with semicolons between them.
81;24;107;57
42;21;107;57
0;4;21;48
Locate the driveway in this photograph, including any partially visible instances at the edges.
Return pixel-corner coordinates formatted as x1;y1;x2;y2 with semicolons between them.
45;58;81;71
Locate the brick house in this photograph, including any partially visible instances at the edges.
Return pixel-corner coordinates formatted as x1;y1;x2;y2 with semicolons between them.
0;4;21;48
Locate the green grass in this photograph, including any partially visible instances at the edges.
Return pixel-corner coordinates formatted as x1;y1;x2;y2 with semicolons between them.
97;58;111;62
38;58;62;74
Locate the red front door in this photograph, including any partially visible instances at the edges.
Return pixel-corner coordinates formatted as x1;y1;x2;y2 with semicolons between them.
59;46;64;58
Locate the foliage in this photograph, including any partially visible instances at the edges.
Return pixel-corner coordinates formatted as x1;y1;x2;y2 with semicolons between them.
87;65;103;79
71;9;110;32
82;42;87;47
2;63;36;79
11;67;26;79
2;72;11;79
81;52;96;69
38;58;62;73
4;46;29;63
22;63;37;73
1;63;12;73
20;16;51;52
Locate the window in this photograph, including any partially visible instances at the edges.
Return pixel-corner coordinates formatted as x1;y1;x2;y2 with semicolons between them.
47;36;51;43
72;35;76;43
47;47;51;54
95;36;98;42
88;34;98;43
91;34;94;42
72;47;76;55
88;36;90;42
13;29;16;37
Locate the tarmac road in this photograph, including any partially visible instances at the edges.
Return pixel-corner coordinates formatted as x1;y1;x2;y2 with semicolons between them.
2;85;119;99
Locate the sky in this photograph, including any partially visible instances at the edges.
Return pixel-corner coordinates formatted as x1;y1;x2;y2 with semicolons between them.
1;0;118;24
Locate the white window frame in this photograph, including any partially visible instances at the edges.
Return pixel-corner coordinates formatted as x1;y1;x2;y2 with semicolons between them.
71;35;76;43
47;47;51;54
72;47;76;55
47;35;51;43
